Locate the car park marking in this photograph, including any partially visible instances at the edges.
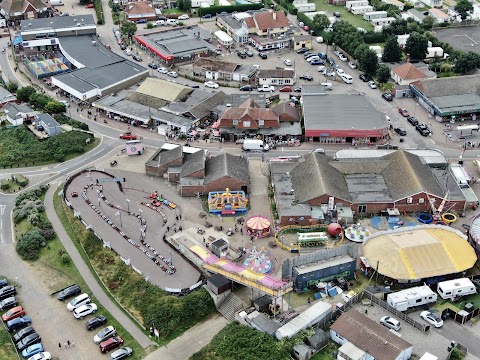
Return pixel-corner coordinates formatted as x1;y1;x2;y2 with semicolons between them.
0;205;5;215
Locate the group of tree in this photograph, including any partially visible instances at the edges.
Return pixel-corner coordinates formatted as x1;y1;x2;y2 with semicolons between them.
177;0;192;12
120;21;137;40
455;0;473;20
17;86;66;114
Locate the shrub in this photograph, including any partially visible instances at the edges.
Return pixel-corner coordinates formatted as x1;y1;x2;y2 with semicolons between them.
95;0;105;24
0;180;9;191
61;253;71;264
16;228;45;261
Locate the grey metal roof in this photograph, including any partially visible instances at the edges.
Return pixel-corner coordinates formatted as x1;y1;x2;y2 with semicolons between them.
204;153;248;184
414;75;480;98
158;146;183;165
427;94;480;114
4;102;33;117
37;113;59;129
180;150;205;178
291;153;351;203
164;91;227;119
273;172;312;217
302;93;387;131
20;15;96;32
0;87;16;103
345;174;392;203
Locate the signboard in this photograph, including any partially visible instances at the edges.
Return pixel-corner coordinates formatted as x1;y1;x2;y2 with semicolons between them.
96;177;126;183
328;197;335;210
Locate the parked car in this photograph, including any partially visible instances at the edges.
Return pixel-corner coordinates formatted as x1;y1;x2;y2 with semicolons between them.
21;343;44;359
0;296;18;311
245;50;254;57
299;75;313;81
158;67;168;74
303;52;313;59
16;333;41;351
359;73;369;82
284;59;292;66
258;52;267;59
297;48;309;54
398;108;410;117
257;85;275;92
67;293;91;311
333;11;341;17
132;54;142;62
100;337;124;353
380;316;401;331
119;132;137;140
167;71;178;78
339;54;348;62
2;306;26;322
177;14;189;20
85;3;94;8
416;124;430;136
336;68;345;76
57;285;81;301
394;127;407;136
201;14;212;19
420;311;443;328
136;19;147;24
310;60;323;65
86;315;107;331
73;303;98;319
239;85;253;91
368;80;377;89
333;50;340;57
407;116;418;126
204;81;219;89
348;62;357;69
279;86;292;92
0;285;16;300
0;279;7;289
109;347;133;360
147;62;157;69
13;326;36;343
382;93;393;102
94;326;117;344
27;352;51;360
120;44;126;50
237;50;247;59
317;65;326;73
293;86;302;92
7;316;32;332
326;57;335;66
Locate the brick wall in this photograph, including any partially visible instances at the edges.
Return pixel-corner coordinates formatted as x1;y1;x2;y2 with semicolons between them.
145;158;183;178
203;176;247;194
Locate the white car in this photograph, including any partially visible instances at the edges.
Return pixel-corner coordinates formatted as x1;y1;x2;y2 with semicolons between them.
28;353;52;360
67;293;91;311
158;67;168;74
380;316;401;331
333;50;340;57
339;54;348;62
94;326;117;344
257;85;275;92
317;65;326;72
204;81;219;89
73;303;97;319
368;80;377;89
177;14;189;20
336;68;345;76
167;71;178;78
348;62;357;69
284;59;292;66
420;311;444;328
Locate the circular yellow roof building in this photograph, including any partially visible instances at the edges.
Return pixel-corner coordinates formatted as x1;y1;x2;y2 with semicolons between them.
362;226;477;281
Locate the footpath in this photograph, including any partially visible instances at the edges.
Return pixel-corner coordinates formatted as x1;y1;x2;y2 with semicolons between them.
44;186;153;349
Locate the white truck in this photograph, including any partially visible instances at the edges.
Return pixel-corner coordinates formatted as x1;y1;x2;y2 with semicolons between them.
387;285;437;312
50;0;64;5
437;278;477;300
242;139;269;151
257;85;275;92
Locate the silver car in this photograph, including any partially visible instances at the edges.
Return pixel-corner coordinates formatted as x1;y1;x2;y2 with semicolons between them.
109;347;133;360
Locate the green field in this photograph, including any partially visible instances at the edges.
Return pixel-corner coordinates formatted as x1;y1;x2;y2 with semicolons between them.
309;0;374;31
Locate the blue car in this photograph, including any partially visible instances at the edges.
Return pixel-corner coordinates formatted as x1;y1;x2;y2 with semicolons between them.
136;19;147;24
310;60;324;65
7;316;32;332
21;343;43;358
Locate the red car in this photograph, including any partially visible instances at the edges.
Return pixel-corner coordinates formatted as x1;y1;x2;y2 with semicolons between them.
398;108;410;117
2;306;25;322
119;132;137;140
85;3;94;8
71;191;78;197
279;86;292;92
99;336;123;353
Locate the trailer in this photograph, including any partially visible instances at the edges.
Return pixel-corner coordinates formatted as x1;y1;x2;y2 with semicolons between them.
437;278;477;300
387;285;437;312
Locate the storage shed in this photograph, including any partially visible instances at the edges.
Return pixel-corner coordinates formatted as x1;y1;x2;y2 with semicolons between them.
307;328;329;350
207;274;231;295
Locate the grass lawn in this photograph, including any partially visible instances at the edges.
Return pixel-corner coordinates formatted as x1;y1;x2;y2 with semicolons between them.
311;342;339;360
309;0;374;31
163;8;187;14
0;179;26;194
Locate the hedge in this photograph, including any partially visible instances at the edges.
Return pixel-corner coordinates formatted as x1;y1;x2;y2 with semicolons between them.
197;3;263;17
278;0;297;14
13;174;28;187
95;0;105;24
297;12;314;30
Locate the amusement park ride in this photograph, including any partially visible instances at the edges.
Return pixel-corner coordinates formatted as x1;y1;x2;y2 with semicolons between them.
208;188;248;216
423;192;458;225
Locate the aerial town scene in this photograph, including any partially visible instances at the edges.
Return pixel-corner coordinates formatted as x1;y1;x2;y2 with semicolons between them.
2;0;480;358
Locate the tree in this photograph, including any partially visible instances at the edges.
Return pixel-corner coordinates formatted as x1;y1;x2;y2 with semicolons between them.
377;64;391;83
354;43;369;62
455;0;473;20
405;32;428;60
120;21;137;40
358;49;379;79
17;86;36;102
454;51;480;74
312;14;330;33
178;0;191;12
382;35;402;62
422;16;435;30
28;92;51;110
44;101;66;114
16;228;45;261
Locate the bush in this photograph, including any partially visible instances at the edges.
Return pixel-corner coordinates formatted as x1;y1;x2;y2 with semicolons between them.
61;253;71;264
197;3;263;16
13;174;29;187
95;0;105;24
0;180;9;191
16;228;45;261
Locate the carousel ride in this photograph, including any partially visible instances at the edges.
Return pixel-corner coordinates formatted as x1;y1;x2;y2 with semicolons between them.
243;246;272;274
246;215;271;238
345;224;371;243
207;188;248;216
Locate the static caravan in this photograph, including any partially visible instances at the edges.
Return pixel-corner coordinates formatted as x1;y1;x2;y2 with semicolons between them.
351;5;374;14
363;11;388;20
387;285;437;312
371;17;396;26
437;278;477;300
345;0;368;9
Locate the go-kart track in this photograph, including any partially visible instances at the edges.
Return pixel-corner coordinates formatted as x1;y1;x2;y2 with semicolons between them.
65;170;201;289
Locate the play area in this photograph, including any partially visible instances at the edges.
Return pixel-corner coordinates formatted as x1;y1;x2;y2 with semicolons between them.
208;188;248;215
24;53;70;79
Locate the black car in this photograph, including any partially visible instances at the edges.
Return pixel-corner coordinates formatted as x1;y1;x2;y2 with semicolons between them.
120;44;127;50
237;51;247;59
13;326;36;343
258;52;267;59
245;50;254;57
382;93;393;102
394;127;407;136
416;124;430;136
85;315;107;331
407;116;418;126
239;85;253;91
0;286;16;301
16;333;41;351
359;74;369;82
132;54;142;62
333;11;341;17
297;47;309;54
0;296;18;311
57;285;81;301
326;57;335;66
148;62;158;69
299;75;313;81
202;13;212;19
0;279;7;289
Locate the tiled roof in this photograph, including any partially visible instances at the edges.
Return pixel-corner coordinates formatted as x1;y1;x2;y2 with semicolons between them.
258;69;294;79
7;0;47;13
271;102;299;122
205;153;248;184
392;63;427;80
331;310;412;360
126;1;155;15
253;10;289;31
244;17;255;29
429;8;449;18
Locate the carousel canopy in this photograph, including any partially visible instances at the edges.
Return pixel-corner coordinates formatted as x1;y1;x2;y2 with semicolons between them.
246;216;271;230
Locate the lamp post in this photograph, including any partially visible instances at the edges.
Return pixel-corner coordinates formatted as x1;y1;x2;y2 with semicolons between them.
414;103;419;117
126;199;130;213
115;211;122;226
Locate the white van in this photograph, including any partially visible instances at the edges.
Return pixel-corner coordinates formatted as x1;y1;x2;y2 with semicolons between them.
67;293;91;311
124;48;132;56
315;36;324;43
154;20;165;26
340;73;353;84
242;139;269;151
321;82;332;90
166;19;178;25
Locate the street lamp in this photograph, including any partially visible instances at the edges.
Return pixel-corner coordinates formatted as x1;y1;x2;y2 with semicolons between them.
126;199;130;213
414;103;419;117
115;211;122;226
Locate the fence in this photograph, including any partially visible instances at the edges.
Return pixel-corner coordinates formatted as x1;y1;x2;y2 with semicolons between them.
442;306;480;325
315;292;362;330
362;291;429;332
433;20;480;29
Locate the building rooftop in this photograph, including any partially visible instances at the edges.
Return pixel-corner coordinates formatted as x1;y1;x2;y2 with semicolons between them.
125;1;156;16
193;58;240;74
258;69;295;79
20;15;96;32
37;113;60;128
253;10;289;31
136;77;193;102
6;0;48;14
429;8;449;18
294;255;354;275
204;153;248;185
392;63;428;80
0;87;17;103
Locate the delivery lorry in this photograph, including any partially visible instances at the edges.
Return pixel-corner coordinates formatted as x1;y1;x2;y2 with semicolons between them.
242;139;269;151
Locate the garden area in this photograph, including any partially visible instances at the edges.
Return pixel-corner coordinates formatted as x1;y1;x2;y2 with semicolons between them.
309;0;373;30
0;174;29;193
53;188;216;345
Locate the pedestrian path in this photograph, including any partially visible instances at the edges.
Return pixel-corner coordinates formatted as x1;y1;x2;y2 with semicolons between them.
44;186;152;348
